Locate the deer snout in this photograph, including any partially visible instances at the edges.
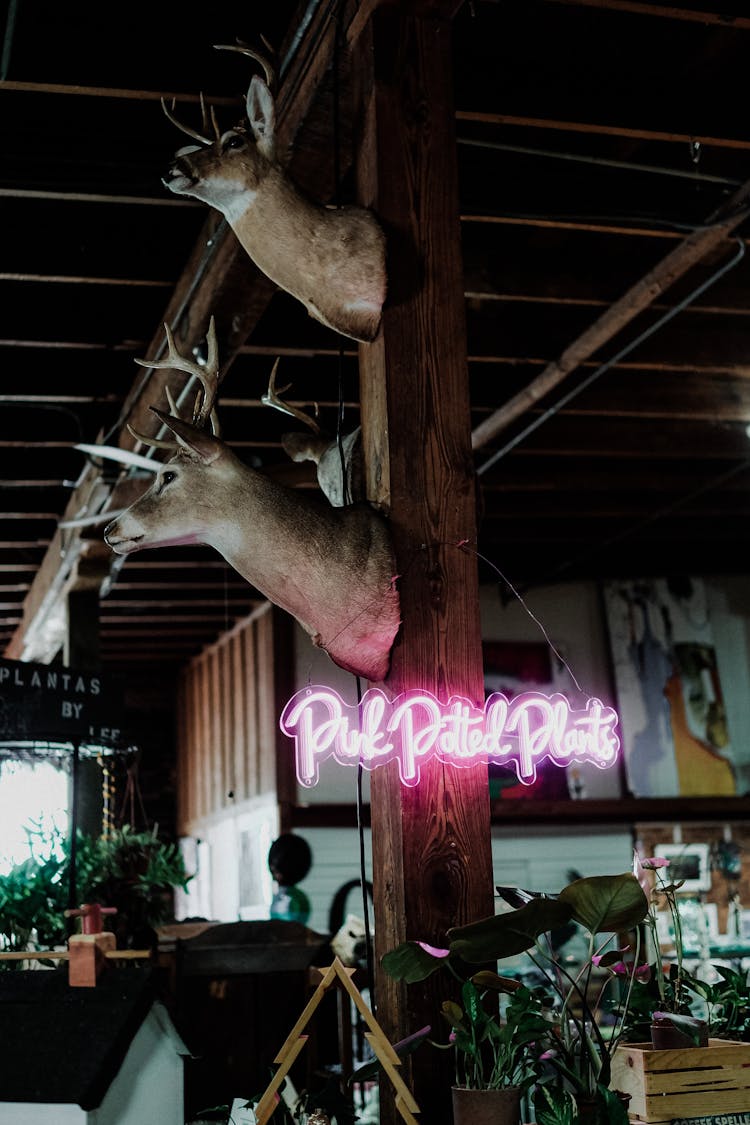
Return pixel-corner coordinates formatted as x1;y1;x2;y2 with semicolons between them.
164;154;199;192
103;518;142;554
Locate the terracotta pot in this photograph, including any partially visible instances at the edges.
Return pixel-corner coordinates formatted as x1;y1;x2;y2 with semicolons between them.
650;1016;709;1049
451;1085;522;1125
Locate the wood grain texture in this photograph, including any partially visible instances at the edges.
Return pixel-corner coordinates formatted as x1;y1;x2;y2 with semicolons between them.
177;605;283;831
356;8;494;1121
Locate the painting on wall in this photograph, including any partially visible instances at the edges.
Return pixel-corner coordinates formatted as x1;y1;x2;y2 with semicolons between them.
603;578;736;798
483;640;576;800
655;842;712;892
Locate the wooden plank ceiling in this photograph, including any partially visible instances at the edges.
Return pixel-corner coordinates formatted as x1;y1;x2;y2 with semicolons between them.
2;0;750;671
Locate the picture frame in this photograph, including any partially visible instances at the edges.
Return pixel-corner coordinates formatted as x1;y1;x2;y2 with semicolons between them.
654;842;712;892
740;911;750;942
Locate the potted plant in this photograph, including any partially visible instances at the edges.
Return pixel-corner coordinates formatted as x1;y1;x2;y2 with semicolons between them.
0;825;191;961
381;935;549;1125
382;871;649;1125
630;853;709;1048
689;964;750;1041
607;855;750;1125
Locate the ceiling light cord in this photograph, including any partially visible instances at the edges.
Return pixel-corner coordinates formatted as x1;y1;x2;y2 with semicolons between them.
477;234;747;477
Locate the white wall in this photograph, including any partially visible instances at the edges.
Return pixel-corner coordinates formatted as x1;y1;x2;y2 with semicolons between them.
176;796;278;922
295;826;373;936
0;1009;185;1125
289;824;634;939
95;1005;185;1125
292;624;372;803
0;1106;84;1125
490;825;634;895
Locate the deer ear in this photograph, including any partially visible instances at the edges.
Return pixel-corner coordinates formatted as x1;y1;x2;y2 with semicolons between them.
246;75;275;158
150;408;223;465
281;432;332;465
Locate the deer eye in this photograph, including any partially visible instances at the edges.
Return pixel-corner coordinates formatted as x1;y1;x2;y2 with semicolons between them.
157;470;177;493
221;132;246;152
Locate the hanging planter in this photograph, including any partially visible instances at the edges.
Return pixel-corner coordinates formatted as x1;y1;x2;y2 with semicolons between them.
451;1084;522;1125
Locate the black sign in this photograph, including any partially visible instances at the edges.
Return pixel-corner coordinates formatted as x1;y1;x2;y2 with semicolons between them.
0;658;125;747
672;1116;750;1125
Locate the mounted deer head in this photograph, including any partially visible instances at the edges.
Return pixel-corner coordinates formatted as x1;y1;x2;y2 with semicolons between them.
162;41;386;344
262;359;364;508
103;322;400;681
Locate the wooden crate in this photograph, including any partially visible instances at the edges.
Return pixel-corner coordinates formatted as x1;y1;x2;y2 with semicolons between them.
611;1039;750;1123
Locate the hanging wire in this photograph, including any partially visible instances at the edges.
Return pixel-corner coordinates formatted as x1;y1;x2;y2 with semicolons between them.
477;235;747;477
331;0;372;999
457;541;584;695
117;755;149;831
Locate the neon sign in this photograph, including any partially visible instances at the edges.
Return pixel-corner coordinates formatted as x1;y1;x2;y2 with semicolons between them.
280;686;620;788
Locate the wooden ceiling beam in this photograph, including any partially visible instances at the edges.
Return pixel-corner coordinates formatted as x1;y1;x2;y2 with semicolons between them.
541;0;750;32
0;273;172;287
457;111;750;152
0;187;197;207
98;614;248;624
0;80;240;104
471;181;750;452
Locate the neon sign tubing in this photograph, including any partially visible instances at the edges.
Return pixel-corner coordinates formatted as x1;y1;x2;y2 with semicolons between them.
280;686;620;788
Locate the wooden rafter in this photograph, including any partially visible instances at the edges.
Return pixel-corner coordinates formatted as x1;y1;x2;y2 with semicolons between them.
471;183;750;451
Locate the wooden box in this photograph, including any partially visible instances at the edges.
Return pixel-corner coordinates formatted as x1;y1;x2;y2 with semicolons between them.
611;1039;750;1123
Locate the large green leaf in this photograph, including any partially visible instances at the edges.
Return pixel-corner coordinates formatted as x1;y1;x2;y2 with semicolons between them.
381;940;450;983
533;1084;576;1125
470;970;522;993
448;897;574;962
558;873;648;934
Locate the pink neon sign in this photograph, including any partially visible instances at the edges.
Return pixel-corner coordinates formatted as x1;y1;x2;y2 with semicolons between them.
280;686;620;788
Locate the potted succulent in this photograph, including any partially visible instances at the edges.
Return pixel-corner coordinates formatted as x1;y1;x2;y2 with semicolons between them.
383;871;649;1125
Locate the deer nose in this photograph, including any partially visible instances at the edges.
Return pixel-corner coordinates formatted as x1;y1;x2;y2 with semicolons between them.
169;154;198;183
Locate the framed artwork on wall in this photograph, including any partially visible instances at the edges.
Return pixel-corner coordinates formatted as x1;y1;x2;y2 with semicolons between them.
654;842;712;892
603;578;737;799
483;640;571;801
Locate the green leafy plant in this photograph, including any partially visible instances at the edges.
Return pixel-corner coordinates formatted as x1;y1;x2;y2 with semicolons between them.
382;872;648;1123
443;973;551;1092
670;964;750;1042
0;826;191;963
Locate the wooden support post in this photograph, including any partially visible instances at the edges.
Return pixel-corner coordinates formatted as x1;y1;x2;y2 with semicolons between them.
64;587;103;839
354;7;494;1121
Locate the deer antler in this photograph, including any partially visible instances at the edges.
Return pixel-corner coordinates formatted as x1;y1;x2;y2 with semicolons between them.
135;318;221;432
213;37;277;92
130;318;222;451
161;97;212;146
198;92;222;143
261;358;321;435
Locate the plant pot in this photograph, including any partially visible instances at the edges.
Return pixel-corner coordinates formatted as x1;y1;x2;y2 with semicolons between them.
650;1016;709;1049
451;1085;522;1125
